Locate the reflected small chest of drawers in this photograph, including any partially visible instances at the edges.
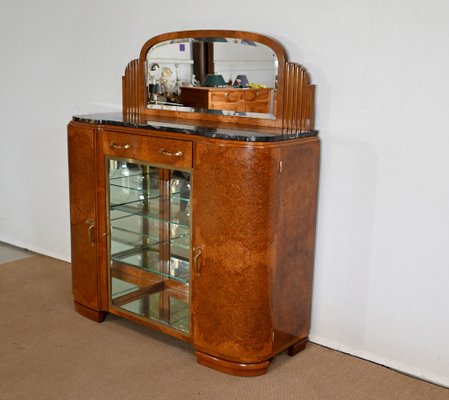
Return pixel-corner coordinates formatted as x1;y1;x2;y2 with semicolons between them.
180;87;272;113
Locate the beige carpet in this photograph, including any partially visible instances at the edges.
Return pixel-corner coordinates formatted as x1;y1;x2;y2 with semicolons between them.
1;255;448;400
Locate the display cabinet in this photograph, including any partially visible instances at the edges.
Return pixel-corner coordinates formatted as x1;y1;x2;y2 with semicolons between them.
108;160;191;332
68;30;320;376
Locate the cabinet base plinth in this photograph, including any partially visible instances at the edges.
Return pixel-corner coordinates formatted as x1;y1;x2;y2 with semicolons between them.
74;301;106;322
287;336;308;357
195;351;270;377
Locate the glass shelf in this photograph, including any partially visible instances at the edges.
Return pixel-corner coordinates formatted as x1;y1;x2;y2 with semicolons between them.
111;247;190;284
110;199;190;228
111;277;141;299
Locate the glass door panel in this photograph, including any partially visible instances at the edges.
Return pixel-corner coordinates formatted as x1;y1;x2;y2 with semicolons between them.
107;159;191;334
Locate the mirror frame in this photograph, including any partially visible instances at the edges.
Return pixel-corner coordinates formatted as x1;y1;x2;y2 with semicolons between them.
122;30;315;131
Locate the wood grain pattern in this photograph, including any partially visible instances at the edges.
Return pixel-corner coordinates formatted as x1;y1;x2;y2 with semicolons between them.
100;130;193;169
192;141;279;363
67;124;103;312
191;137;320;371
272;138;320;354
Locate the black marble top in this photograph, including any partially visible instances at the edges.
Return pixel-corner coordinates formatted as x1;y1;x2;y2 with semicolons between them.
72;112;318;142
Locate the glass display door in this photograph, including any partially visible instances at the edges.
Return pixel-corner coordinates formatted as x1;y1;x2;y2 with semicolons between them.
107;158;191;334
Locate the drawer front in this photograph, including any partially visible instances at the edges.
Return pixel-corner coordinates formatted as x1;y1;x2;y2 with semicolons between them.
245;102;270;113
101;131;192;169
210;101;246;112
243;89;271;102
211;91;242;103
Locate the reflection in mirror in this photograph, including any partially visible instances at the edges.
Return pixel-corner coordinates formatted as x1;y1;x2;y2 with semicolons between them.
146;38;278;119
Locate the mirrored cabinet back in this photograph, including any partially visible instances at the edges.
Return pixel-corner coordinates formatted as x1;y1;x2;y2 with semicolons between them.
68;29;320;376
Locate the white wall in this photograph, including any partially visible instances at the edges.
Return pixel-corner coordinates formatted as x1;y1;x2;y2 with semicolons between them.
1;0;448;387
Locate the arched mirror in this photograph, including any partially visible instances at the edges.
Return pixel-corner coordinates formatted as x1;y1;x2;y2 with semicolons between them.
145;37;279;119
123;30;315;131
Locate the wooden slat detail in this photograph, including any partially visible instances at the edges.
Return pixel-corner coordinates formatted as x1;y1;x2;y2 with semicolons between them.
122;59;141;114
282;62;315;132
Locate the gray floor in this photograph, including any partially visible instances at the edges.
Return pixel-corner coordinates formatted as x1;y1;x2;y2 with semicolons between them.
0;242;34;264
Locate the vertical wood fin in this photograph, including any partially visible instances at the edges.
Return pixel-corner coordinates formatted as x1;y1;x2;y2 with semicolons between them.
282;62;315;132
122;59;141;114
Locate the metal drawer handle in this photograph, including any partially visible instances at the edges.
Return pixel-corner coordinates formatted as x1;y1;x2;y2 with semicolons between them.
110;142;130;150
159;148;183;157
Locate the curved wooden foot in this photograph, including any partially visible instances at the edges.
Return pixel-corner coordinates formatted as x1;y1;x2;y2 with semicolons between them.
195;351;270;377
74;301;106;322
287;336;308;357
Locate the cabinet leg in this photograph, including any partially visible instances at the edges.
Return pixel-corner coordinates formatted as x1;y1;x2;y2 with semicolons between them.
287;336;308;357
196;351;270;377
74;301;107;322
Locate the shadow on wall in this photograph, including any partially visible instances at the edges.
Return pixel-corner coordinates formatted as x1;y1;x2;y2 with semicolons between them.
311;133;379;350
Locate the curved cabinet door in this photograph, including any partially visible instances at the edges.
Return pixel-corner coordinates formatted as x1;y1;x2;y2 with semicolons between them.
68;124;103;318
192;141;279;363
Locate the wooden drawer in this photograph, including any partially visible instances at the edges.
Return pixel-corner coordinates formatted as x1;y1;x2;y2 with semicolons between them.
246;102;270;113
210;101;246;112
211;91;242;103
101;130;192;169
243;89;271;102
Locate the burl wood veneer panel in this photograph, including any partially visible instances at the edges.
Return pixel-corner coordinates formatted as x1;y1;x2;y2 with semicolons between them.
192;141;279;363
67;124;101;310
